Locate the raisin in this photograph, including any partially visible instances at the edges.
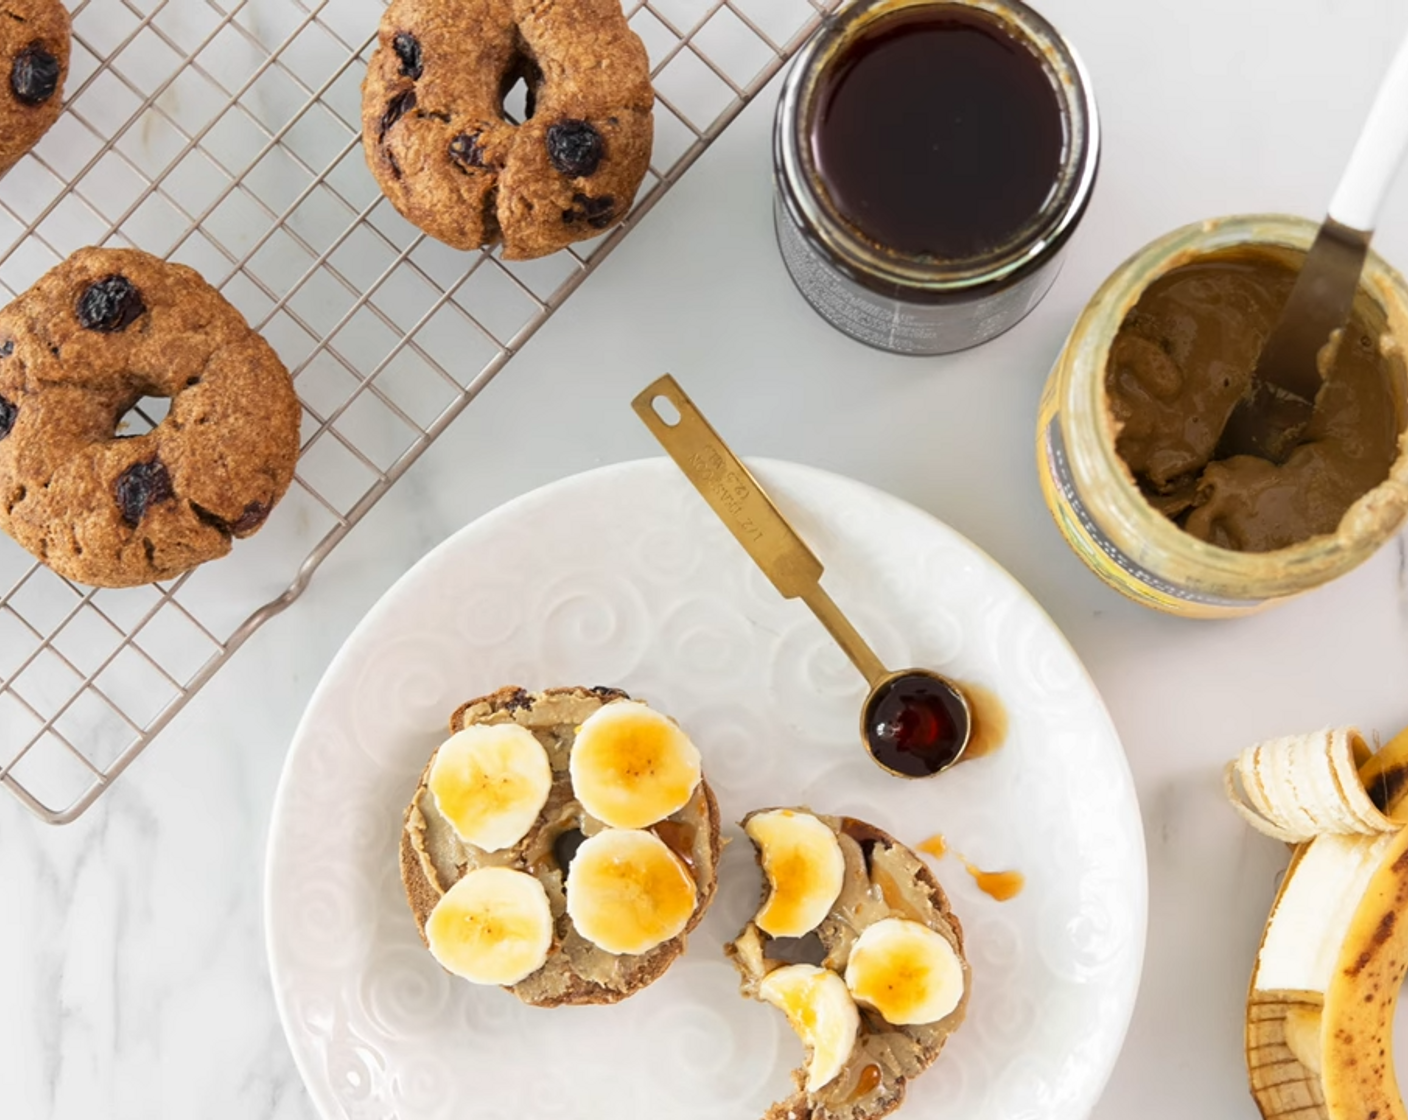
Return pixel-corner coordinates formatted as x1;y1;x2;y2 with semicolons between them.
379;89;417;143
392;31;423;80
763;932;827;966
0;394;16;441
0;340;12;358
448;132;486;170
561;193;616;229
191;498;268;536
546;120;603;177
231;501;269;534
115;458;174;527
840;817;887;873
78;276;145;333
502;688;534;712
11;42;60;106
590;685;629;701
553;828;587;871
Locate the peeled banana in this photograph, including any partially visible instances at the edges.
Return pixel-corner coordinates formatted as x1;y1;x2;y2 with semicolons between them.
1225;727;1400;842
1238;725;1408;1120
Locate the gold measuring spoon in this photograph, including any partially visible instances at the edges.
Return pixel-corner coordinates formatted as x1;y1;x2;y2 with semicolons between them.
632;374;971;779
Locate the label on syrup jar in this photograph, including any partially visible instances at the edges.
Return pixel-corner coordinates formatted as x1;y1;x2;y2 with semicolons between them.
1042;418;1263;610
774;199;1058;355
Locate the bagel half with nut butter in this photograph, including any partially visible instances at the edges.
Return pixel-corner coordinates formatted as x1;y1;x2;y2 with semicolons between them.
400;685;721;1006
727;809;970;1120
362;0;653;259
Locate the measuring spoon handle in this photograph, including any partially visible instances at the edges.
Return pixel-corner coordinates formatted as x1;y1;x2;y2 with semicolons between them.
632;374;887;686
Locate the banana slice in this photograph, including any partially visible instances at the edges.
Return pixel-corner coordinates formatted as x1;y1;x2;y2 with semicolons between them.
425;866;553;986
565;828;698;954
745;809;846;938
758;964;861;1093
428;724;552;851
844;917;965;1026
569;701;702;830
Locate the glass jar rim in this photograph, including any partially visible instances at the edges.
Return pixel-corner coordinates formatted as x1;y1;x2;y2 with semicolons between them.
774;0;1100;294
1059;213;1408;599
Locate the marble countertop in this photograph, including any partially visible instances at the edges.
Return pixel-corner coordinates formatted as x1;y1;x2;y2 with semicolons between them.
8;0;1408;1115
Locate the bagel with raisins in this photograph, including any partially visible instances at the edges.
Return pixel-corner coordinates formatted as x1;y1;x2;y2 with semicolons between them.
400;685;722;1006
1;0;70;177
362;0;653;259
0;247;301;587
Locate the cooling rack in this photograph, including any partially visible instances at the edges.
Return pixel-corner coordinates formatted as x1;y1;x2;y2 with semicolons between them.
0;0;838;824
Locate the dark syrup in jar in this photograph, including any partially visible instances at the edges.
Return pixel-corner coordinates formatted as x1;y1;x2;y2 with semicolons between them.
864;673;970;777
810;6;1065;259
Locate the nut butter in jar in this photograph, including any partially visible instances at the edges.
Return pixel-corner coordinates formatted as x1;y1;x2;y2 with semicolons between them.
773;0;1099;355
1037;215;1408;618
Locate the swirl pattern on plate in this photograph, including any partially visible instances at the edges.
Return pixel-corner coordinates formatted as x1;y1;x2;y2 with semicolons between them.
266;459;1145;1120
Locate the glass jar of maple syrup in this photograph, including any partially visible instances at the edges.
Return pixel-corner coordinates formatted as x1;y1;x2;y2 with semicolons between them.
773;0;1099;355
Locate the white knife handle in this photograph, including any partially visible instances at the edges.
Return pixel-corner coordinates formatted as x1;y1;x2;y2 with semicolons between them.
1329;24;1408;233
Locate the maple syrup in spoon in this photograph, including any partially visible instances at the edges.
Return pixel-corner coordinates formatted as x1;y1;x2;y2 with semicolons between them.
635;374;976;778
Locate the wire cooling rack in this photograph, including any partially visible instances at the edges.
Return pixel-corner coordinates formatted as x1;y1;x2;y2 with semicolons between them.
0;0;838;824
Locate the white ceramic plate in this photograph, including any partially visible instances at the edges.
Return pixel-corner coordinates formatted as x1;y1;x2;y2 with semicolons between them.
265;458;1146;1120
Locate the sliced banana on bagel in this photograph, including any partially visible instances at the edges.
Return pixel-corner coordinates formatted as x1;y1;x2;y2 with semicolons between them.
400;686;723;1007
1236;724;1408;1120
728;809;969;1120
758;964;861;1093
426;866;553;986
746;808;846;938
428;723;553;851
569;700;702;829
565;827;698;955
845;918;966;1026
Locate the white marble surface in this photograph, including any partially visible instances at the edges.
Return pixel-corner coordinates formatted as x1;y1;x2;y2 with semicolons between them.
7;0;1408;1115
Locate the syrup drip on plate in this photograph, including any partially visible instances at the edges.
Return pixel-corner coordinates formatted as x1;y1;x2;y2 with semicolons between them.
920;832;1024;902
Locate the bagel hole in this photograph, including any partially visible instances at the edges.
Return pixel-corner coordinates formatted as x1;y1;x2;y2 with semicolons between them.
116;395;171;438
499;53;542;124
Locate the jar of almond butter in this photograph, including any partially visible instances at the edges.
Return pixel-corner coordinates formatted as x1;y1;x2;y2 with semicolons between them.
1036;214;1408;618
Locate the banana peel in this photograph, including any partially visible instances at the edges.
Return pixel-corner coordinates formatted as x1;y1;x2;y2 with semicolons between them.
1241;725;1408;1120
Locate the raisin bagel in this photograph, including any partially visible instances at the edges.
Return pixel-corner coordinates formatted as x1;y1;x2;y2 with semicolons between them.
362;0;653;259
0;0;70;177
400;685;722;1006
0;248;301;587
